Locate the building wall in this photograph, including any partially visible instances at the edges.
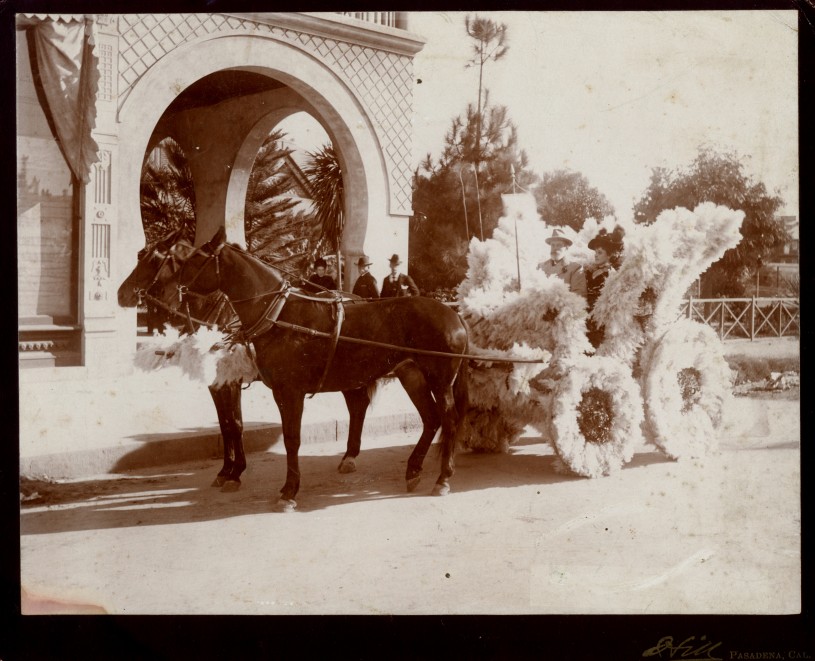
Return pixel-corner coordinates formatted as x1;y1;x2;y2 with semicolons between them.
18;13;424;375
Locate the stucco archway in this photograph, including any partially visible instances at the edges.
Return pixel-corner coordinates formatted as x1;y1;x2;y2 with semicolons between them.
115;30;393;286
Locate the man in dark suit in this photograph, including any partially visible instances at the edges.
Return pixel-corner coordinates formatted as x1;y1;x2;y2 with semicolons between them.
380;254;419;298
352;255;379;299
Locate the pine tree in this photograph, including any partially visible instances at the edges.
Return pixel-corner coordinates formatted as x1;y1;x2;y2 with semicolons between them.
411;102;538;292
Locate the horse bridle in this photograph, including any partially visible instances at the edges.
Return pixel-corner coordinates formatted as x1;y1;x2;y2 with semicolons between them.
135;242;237;336
172;241;296;344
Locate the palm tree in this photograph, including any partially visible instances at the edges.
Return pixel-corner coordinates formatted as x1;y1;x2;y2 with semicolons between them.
244;130;314;273
141;130;326;282
140;137;196;244
302;143;345;288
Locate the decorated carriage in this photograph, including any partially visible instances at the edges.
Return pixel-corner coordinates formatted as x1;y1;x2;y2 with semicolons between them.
120;192;743;505
457;193;743;477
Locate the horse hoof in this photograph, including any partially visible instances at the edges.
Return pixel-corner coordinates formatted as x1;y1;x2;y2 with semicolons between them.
338;458;357;474
274;498;297;513
211;475;227;488
431;483;450;497
220;480;241;493
406;476;421;493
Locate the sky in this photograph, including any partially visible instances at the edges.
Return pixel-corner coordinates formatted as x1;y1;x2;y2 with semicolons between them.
408;10;799;221
279;10;798;223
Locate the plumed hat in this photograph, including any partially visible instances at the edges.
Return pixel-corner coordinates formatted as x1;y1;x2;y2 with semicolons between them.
588;226;625;254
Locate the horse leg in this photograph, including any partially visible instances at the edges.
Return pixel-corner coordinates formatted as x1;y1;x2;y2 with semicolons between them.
428;358;467;497
209;382;246;491
338;386;370;474
430;385;458;497
208;384;234;488
272;389;304;512
394;363;440;493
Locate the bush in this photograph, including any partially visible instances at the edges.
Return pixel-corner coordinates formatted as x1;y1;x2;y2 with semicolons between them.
725;354;800;385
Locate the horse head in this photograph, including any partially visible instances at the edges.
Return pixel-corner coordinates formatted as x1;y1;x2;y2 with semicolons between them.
154;227;228;310
117;228;191;308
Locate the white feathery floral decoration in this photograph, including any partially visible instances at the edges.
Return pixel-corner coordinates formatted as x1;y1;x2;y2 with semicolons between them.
133;325;258;387
592;203;745;364
546;354;644;478
455;194;742;474
639;319;733;460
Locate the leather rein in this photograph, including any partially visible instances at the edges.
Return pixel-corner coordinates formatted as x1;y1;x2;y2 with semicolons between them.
157;242;548;398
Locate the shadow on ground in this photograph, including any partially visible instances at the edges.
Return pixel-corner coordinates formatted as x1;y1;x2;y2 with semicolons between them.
20;432;688;535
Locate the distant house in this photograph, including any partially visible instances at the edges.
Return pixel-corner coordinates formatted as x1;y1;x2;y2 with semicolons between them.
774;215;798;263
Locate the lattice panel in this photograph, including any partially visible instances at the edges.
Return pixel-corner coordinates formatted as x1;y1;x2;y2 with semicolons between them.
117;14;415;214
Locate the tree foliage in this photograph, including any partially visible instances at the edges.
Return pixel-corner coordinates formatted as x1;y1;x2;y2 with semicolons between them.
140;137;196;245
464;15;509;168
633;147;788;296
411;101;538;291
533;170;615;230
141;130;315;277
244;131;308;266
302;143;344;257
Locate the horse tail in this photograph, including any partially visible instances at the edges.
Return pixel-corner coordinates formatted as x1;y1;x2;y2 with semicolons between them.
367;379;382;410
453;317;470;428
453;352;469;429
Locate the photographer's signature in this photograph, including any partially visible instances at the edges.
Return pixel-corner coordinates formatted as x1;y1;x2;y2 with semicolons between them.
642;636;723;661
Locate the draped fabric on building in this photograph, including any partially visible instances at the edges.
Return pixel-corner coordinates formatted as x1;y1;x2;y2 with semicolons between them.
21;14;100;183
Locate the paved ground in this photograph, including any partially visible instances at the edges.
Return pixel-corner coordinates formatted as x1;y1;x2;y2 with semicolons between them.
20;393;799;616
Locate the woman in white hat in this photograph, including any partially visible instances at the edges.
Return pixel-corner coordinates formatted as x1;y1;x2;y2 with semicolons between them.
352;255;379;299
540;228;587;297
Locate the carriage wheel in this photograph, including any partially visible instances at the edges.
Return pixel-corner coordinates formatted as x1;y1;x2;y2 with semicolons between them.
640;320;732;460
549;355;644;478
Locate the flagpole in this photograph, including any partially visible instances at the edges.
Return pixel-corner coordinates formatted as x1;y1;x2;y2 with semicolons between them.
511;164;521;291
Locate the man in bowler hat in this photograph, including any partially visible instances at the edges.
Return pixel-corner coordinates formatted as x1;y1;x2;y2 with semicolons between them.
380;254;419;298
540;228;586;297
352;255;379;299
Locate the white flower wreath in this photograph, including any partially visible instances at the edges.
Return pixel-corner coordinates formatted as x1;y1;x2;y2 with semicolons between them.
640;319;732;460
546;355;644;478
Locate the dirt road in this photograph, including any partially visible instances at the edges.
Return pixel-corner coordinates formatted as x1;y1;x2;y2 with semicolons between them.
20;395;799;615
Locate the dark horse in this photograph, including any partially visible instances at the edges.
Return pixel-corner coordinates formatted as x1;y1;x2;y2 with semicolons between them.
118;231;251;491
157;227;469;512
118;231;369;490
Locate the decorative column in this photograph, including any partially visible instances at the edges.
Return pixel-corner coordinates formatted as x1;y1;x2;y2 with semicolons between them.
78;15;132;373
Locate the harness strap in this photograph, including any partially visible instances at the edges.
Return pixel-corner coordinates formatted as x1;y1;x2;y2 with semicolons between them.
269;319;547;364
308;296;345;397
140;290;227;331
240;285;292;342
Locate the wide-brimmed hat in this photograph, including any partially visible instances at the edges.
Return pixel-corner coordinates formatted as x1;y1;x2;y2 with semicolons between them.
388;254;402;266
588;226;625;254
588;234;616;253
545;228;572;246
357;255;373;268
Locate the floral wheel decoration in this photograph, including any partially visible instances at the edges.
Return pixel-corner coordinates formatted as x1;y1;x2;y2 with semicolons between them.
640;319;732;460
548;355;644;478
